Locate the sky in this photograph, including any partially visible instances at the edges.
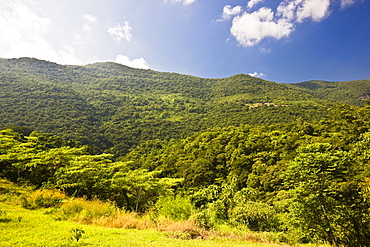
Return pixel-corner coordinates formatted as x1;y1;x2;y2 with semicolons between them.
0;0;369;83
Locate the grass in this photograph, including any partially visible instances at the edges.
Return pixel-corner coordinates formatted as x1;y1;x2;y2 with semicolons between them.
0;202;276;247
0;180;328;247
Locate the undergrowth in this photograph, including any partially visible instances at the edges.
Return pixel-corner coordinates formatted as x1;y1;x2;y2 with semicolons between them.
0;179;325;246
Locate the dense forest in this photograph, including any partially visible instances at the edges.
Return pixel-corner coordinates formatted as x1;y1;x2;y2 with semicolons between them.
1;57;370;155
1;58;370;246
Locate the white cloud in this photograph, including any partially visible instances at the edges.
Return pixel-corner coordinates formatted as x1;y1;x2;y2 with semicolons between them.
83;14;97;23
227;0;334;47
249;72;266;78
218;5;242;21
0;0;82;64
277;0;331;22
296;0;331;22
340;0;356;8
276;0;331;22
183;0;196;5
230;7;294;47
259;46;271;53
107;21;132;42
276;0;299;21
82;14;97;31
115;55;150;69
247;0;264;9
74;14;98;46
165;0;196;6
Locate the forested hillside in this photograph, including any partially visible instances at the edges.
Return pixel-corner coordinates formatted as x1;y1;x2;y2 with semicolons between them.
1;102;370;246
2;57;370;155
1;57;370;246
288;79;370;106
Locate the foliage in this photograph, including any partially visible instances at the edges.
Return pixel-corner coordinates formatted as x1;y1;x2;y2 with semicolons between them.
154;194;195;221
1;57;360;155
0;202;275;247
20;189;67;209
289;80;370;106
1;59;370;246
283;142;370;246
54;158;182;211
51;197;117;223
69;228;85;242
229;202;279;232
0;128;87;186
0;210;8;222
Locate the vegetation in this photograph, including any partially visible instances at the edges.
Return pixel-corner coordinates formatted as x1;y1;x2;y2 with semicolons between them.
2;57;365;154
1;57;370;246
289;79;370;106
1;102;370;245
0;180;305;246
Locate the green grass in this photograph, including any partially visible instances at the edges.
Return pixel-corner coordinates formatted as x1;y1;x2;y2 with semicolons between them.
0;202;278;247
0;179;325;247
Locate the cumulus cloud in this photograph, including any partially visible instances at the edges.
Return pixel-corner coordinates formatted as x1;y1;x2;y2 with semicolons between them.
276;0;331;22
0;0;82;64
247;0;264;9
296;0;331;22
107;21;132;42
227;0;334;47
230;7;294;47
165;0;196;6
249;72;266;78
218;5;242;21
115;55;150;69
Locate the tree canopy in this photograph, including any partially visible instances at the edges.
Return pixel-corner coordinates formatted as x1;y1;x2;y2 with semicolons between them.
1;58;370;246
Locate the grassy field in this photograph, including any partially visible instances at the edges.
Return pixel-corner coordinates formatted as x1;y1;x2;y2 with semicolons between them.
0;179;327;247
0;202;285;247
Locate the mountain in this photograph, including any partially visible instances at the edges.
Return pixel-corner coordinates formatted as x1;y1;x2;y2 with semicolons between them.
288;79;370;106
0;57;369;155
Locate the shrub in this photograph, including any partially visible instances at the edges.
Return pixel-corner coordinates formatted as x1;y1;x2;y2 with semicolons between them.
154;194;195;221
20;189;67;209
0;179;33;203
53;197;117;223
229;201;279;231
0;210;8;221
69;228;85;242
192;200;229;229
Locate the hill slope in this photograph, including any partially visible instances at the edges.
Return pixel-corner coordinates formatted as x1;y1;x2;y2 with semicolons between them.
1;57;369;154
288;79;370;106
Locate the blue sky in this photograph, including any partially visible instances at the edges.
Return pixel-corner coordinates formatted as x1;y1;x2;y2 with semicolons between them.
0;0;369;83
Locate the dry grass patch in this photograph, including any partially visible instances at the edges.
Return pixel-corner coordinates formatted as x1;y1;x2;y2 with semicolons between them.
21;189;67;209
92;211;154;229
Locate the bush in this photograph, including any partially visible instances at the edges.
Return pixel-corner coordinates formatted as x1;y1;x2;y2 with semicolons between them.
0;210;8;221
229;201;279;231
154;194;195;221
20;189;67;209
192;201;226;229
53;197;117;223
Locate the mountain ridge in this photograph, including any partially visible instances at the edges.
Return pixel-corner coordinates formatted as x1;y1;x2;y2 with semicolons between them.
1;57;369;154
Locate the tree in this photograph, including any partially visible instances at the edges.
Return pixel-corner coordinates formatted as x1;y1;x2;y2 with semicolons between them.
284;143;370;246
111;168;182;211
54;155;182;211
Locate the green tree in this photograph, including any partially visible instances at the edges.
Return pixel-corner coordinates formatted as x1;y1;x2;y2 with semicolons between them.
284;143;370;246
111;168;182;211
53;154;115;199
